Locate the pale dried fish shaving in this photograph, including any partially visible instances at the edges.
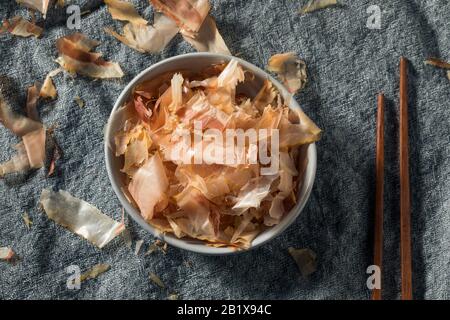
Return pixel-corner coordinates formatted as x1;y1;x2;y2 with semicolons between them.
150;0;210;33
144;239;167;255
26;82;40;121
105;13;179;54
279;110;321;148
424;58;450;69
80;263;111;282
104;0;148;25
134;239;144;255
39;189;124;248
0;94;46;175
16;0;51;18
288;247;317;277
268;53;307;94
40;69;62;99
168;293;179;300
0;94;43;136
74;96;85;108
424;58;450;81
149;272;165;288
299;0;338;14
23;212;32;230
2;16;43;38
56;33;124;79
22;127;46;168
232;174;279;212
181;16;230;55
47;134;62;177
128;153;169;220
0;247;15;260
0;142;31;177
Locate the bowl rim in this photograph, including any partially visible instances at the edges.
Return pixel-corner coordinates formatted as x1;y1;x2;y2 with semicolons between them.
104;52;317;255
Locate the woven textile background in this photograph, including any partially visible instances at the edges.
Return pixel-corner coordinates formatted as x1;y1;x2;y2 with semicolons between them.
0;0;449;299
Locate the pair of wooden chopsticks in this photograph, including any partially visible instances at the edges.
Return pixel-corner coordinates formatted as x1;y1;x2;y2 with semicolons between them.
372;57;412;300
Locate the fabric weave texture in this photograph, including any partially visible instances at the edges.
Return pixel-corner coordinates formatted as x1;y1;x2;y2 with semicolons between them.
0;0;449;299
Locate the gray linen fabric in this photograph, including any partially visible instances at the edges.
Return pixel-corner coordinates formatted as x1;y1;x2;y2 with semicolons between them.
0;0;449;300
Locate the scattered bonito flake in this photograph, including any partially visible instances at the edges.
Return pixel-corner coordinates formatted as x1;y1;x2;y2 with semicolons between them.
299;0;338;14
144;243;158;255
0;93;46;177
24;69;61;123
122;229;132;248
134;239;144;255
23;212;33;230
268;53;308;94
47;133;62;177
56;33;124;79
26;82;41;121
16;0;51;18
144;239;167;255
0;92;42;136
39;189;125;248
118;207;133;248
181;16;230;55
74;96;85;108
105;13;179;54
183;260;192;268
40;69;62;99
0;247;15;261
150;0;210;33
1;16;43;38
80;264;111;282
424;58;450;81
105;0;229;55
288;247;317;277
424;57;450;69
168;293;179;300
104;0;148;25
149;272;165;288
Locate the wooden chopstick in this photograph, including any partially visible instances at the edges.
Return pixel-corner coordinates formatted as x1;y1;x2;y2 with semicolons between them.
372;93;385;300
399;57;413;300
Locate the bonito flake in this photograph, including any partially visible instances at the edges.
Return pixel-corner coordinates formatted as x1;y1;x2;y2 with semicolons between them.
425;58;450;81
113;60;321;249
181;16;230;55
104;0;148;25
80;263;111;282
150;0;210;33
0;247;15;261
0;93;46;176
268;53;308;94
39;189;124;248
1;16;43;38
16;0;51;18
288;247;317;277
105;0;228;55
299;0;338;14
105;13;179;54
56;33;124;79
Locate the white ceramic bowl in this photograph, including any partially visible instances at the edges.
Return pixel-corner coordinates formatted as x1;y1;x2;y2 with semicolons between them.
105;53;317;255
